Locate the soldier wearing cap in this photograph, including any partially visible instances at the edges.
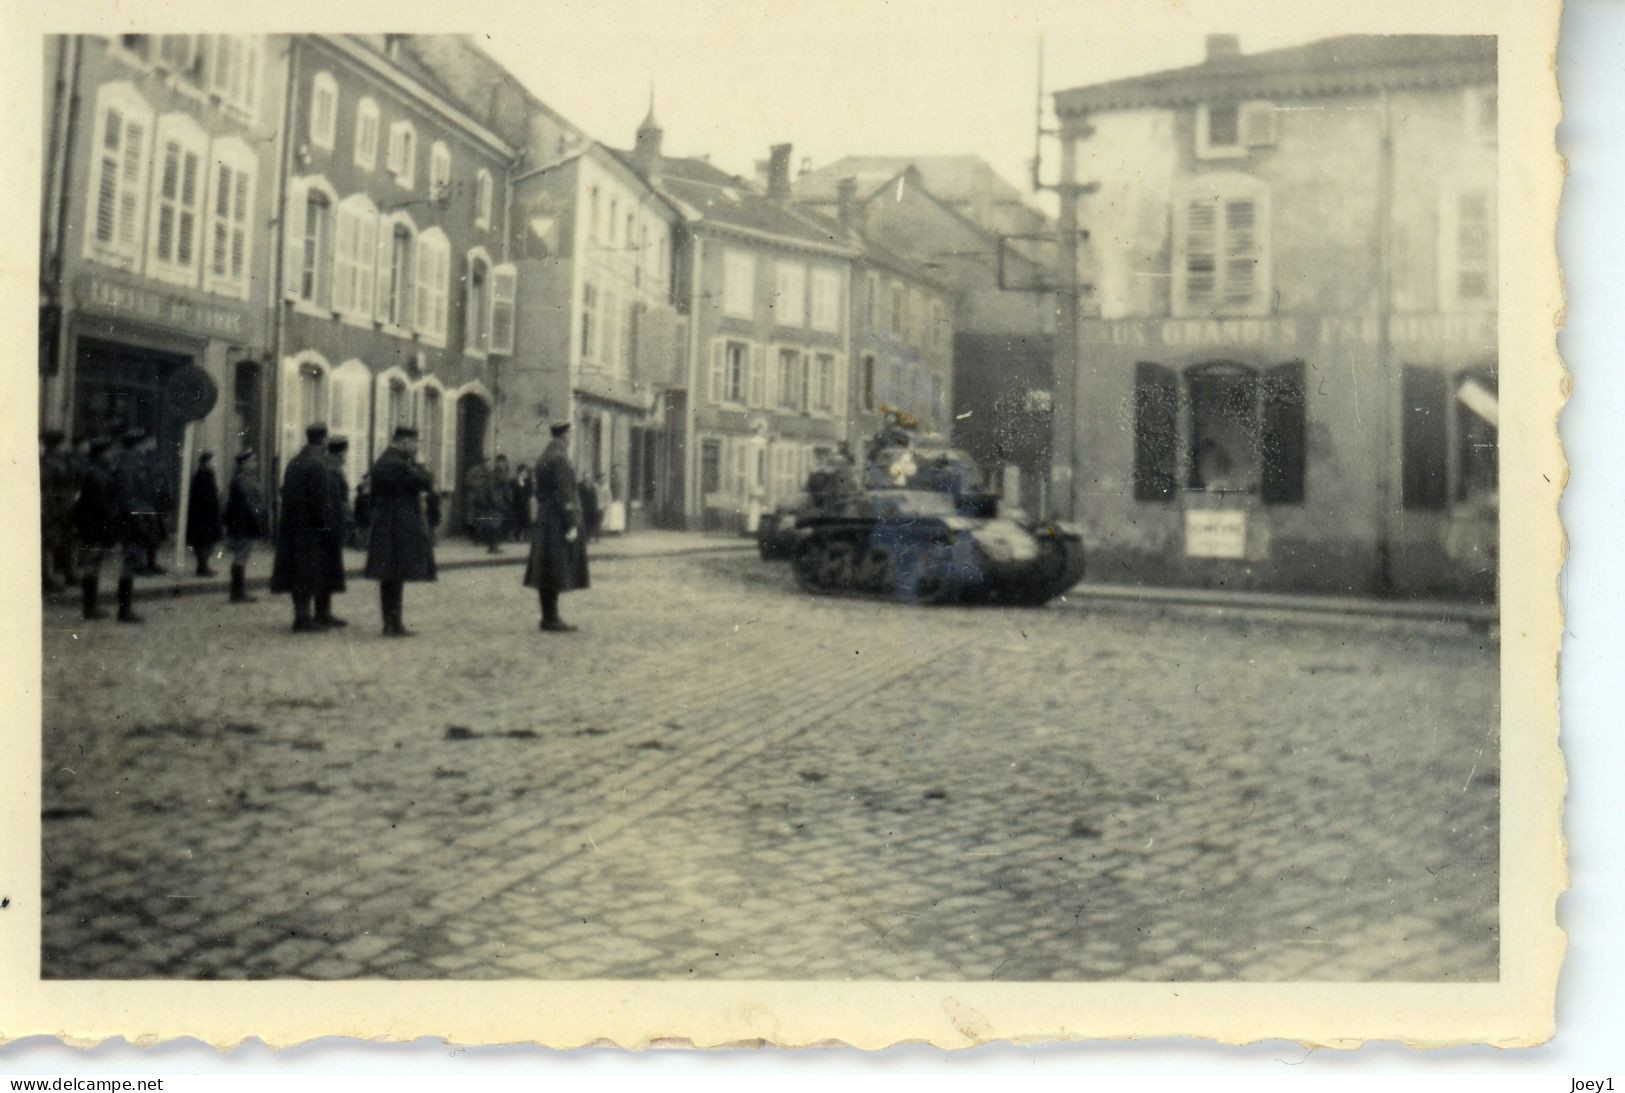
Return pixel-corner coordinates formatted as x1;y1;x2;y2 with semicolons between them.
523;419;590;632
70;437;119;620
108;427;160;622
222;449;267;604
316;436;353;628
184;451;223;577
271;423;346;632
364;425;438;636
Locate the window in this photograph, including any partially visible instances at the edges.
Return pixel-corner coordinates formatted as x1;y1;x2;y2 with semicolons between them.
812;353;836;413
811;269;843;332
354;98;380;170
412;227;451;344
329;361;372;485
298;360;327;427
626;213;636;248
206;36;261;121
1403;364;1498;511
416;383;445;481
302;192;330;301
776;348;802;411
283;178;335;304
475;169;493;228
387;121;416;188
1440;183;1496;310
332;195;379;319
866;273;881;330
466;251;490;354
746;342;766;406
281;352;330;459
713;341;747;404
309;73;338;151
204;138;256;298
701;438;722;494
609;197;619;243
382;220;415;328
429;142;451;198
589;185;600;238
374;371;411;460
602;288;620;370
1132;361;1304;504
147;114;206;284
723;250;755;318
581;281;598;361
1174;178;1270;317
490;264;517;356
861;353;876;411
889;282;904;335
85;84;153;266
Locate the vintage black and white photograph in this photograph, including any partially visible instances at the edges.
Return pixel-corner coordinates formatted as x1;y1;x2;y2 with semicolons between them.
11;0;1565;1047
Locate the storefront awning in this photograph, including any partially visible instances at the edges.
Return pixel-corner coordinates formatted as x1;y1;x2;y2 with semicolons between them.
1457;378;1499;426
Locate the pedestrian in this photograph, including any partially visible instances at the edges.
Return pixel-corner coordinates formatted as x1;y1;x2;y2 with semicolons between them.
40;429;77;593
464;454;503;554
270;423;345;632
578;472;600;542
509;463;533;541
364;425;438;637
601;470;627;536
139;432;172;576
70;437;119;620
110;428;161;622
491;454;514;542
184;452;223;577
524;419;589;633
222;449;267;604
353;474;372;549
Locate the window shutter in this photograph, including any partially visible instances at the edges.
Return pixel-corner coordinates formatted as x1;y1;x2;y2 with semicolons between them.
1260;362;1306;504
709;340;724;403
356;211;378;320
414;235;433;333
344;370;371;485
373;373;394;462
1132;363;1178;502
1401;366;1449;511
491;263;517;355
1241;103;1278;147
332;206;355;313
833;354;848;422
280;359;305;468
1185;200;1217;306
1222;200;1258;305
441;391;458;486
117;113;150;254
373;220;391;322
283;179;306;298
748;344;766;407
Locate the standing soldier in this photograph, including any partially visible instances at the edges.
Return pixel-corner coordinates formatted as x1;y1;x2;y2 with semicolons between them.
110;428;160;623
222;449;267;604
316;436;352;628
524;420;589;633
71;437;119;620
464;454;504;555
184;452;223;577
40;429;77;592
271;423;343;633
364;426;438;637
138;432;172;576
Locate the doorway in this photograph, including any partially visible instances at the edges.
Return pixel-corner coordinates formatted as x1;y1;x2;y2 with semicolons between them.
74;337;192;504
454;391;490;530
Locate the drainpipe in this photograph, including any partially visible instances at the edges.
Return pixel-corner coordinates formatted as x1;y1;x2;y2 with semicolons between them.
1375;88;1396;594
269;36;300;527
684;230;704;528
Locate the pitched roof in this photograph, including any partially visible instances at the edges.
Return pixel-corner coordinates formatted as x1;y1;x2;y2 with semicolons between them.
398;35;588;154
626;154;856;255
1055;34;1496;114
793;154;1029;206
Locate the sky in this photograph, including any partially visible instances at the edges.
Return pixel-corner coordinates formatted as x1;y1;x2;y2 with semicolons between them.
472;0;1472;217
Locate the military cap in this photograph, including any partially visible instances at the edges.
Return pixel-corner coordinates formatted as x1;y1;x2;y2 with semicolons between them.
305;423;329;444
327;437;350;453
392;426;419;441
549;419;572;437
235;449;255;464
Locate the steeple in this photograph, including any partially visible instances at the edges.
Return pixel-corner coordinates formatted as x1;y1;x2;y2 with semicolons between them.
638;84;661;137
634;84;664;181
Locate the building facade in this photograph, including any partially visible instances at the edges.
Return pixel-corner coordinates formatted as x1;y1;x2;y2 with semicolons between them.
276;34;517;524
1055;34;1498;599
41;34;286;502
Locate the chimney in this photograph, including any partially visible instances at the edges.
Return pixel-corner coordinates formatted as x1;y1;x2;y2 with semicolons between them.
836;177;859;228
1205;34;1241;61
767;143;793;200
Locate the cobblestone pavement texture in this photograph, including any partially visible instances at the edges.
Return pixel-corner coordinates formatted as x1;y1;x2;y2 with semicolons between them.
39;550;1499;981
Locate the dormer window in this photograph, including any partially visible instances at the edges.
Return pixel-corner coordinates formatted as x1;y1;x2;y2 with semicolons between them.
1197;101;1276;159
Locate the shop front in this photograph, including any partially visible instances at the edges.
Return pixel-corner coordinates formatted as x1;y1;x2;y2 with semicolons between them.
1072;311;1497;600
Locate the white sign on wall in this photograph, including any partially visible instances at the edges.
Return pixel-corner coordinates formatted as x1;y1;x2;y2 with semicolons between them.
1185;510;1247;559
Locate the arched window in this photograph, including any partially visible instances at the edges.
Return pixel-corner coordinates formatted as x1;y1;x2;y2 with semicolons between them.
280;351;331;462
147;113;208;285
377;213;416;328
309;72;338;151
204;136;257;299
388;121;417;188
354;97;380;170
373;368;412;461
413;379;448;486
283;175;339;305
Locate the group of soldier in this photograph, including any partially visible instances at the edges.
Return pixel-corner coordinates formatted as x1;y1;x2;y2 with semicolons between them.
44;416;593;635
40;426;266;624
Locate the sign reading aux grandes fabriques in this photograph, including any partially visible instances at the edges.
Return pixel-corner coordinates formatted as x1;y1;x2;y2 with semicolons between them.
75;272;247;339
1079;313;1496;351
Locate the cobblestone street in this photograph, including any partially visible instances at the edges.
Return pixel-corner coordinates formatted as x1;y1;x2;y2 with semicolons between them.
39;545;1499;981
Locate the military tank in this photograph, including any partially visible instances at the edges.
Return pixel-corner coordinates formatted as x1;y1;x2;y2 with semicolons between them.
786;413;1086;606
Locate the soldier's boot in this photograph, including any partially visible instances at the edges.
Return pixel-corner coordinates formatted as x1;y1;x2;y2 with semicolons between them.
228;566;256;604
314;593;347;629
292;594;318;632
115;577;143;624
539;589;576;633
194;549;216;578
80;576;107;621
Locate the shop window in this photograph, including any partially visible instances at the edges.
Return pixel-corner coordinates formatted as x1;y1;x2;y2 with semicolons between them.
1188;366;1259;492
1402;366;1449;511
309;72;338;151
1173;177;1270;317
86;83;153;267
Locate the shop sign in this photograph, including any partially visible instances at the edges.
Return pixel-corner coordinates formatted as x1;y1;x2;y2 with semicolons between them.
75;272;246;339
1186;510;1247;559
1080;313;1496;352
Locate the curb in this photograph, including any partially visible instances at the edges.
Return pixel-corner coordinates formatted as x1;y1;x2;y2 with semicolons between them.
47;542;758;606
1057;582;1498;629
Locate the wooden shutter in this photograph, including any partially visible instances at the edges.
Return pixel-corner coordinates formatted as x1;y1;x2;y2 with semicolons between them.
748;344;766;407
1184;200;1217;307
283;178;306;298
491;263;517;354
355;210;378;321
413;234;433;334
1402;366;1449;511
833;354;848;424
374;219;393;323
1260;362;1306;504
709;340;724;403
279;359;305;468
332;205;355;313
1241;103;1278;147
441;391;459;486
1132;363;1178;502
373;372;395;463
1222;199;1258;306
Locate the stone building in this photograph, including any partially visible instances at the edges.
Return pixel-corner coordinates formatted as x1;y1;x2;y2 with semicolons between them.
41;34;286;502
1054;34;1498;600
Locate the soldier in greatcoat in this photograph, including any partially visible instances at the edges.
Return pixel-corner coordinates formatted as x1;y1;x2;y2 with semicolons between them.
364;425;438;637
464;455;504;554
316;436;353;628
271;423;345;632
138;432;172;576
184;452;223;577
523;420;590;632
71;437;119;620
110;428;161;623
222;449;267;604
